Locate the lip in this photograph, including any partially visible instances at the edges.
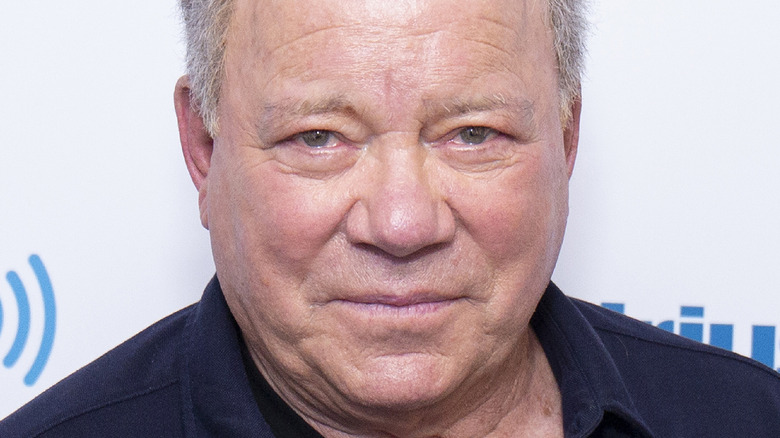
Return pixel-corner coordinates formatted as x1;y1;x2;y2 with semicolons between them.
340;293;456;307
329;294;464;317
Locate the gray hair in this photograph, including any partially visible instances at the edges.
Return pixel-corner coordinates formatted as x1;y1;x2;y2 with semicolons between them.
179;0;588;135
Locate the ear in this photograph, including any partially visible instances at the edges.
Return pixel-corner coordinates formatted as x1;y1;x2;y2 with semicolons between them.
174;75;213;229
562;94;582;179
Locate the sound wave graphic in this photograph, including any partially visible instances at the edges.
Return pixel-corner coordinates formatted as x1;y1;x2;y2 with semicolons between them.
1;255;56;386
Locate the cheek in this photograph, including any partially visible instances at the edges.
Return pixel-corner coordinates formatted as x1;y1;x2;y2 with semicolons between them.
453;147;569;268
207;150;352;341
238;168;347;268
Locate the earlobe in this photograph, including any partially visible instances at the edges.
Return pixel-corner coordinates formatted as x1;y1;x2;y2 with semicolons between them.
174;75;213;229
563;95;582;178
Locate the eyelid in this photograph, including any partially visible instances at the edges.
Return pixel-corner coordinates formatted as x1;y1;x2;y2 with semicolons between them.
422;113;507;142
282;129;339;148
267;112;362;144
431;126;499;147
451;126;497;144
296;129;337;148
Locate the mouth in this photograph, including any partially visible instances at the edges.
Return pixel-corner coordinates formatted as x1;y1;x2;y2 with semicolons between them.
330;294;464;317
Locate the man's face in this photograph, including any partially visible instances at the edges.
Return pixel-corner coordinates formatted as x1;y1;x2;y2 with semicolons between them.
187;0;577;419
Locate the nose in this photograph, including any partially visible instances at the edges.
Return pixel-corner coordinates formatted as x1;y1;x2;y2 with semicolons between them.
345;141;456;258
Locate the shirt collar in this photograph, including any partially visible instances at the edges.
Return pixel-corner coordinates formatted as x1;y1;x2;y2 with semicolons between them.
180;276;275;437
532;282;655;437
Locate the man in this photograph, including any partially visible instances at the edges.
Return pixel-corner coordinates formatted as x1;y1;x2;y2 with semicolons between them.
1;0;779;436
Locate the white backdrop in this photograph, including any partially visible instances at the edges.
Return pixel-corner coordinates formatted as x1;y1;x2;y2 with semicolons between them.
2;1;779;418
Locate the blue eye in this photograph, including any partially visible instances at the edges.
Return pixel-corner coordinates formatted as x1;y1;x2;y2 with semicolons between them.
458;127;491;145
300;130;333;147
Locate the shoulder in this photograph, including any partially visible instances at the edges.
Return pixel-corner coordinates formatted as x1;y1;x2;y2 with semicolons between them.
0;304;196;438
573;298;780;435
572;297;778;380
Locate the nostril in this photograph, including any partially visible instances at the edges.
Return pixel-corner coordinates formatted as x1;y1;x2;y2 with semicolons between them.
343;193;456;258
353;241;452;262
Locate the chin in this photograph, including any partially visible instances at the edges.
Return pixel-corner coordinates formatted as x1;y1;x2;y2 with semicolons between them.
338;352;462;412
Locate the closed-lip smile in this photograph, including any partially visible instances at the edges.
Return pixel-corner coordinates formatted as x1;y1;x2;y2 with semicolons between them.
330;293;464;317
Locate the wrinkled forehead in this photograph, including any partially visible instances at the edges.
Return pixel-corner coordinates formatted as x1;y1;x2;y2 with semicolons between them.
227;0;553;60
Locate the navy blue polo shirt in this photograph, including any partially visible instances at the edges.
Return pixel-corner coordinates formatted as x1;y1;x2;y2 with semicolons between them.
1;277;779;437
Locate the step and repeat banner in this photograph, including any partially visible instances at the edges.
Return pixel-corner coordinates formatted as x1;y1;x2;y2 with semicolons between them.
2;1;779;418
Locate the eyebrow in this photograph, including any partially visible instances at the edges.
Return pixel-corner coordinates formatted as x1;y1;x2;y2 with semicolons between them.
423;94;536;122
259;93;536;131
260;95;356;129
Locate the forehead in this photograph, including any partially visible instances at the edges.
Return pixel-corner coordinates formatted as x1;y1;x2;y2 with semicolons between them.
228;0;553;65
223;0;557;119
233;0;548;45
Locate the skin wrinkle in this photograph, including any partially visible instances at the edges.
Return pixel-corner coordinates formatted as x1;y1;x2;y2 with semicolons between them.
424;96;533;120
178;0;574;436
264;96;352;124
258;20;523;85
259;95;359;144
262;26;435;74
264;24;354;56
423;96;538;144
462;34;516;59
259;95;538;150
475;12;524;35
181;0;587;136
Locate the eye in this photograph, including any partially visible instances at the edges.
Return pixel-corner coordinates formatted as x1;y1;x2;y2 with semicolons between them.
299;130;335;147
457;126;493;145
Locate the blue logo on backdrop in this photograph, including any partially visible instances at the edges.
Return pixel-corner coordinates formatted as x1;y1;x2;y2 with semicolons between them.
602;302;779;372
1;254;56;386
